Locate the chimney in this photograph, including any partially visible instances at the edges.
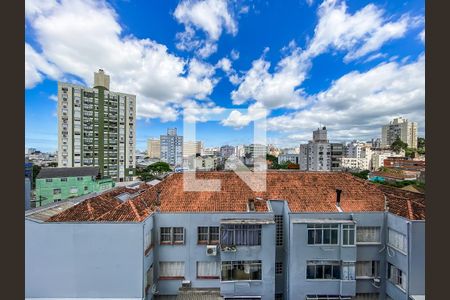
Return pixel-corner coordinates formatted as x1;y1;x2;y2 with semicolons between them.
336;189;342;207
248;198;256;212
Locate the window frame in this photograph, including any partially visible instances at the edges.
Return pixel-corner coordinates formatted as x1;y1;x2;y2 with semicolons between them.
158;261;185;280
387;263;407;291
159;227;185;245
275;215;283;246
196;261;221;279
342;224;356;246
356;261;380;279
220;224;262;247
356;226;381;245
197;226;220;245
220;260;262;282
387;228;408;254
306;260;341;280
307;224;339;246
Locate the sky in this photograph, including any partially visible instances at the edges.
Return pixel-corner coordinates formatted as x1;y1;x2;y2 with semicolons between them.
25;0;425;152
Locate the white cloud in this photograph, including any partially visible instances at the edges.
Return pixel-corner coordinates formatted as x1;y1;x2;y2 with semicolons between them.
306;0;314;6
221;102;268;128
182;100;225;123
239;6;249;14
49;94;58;101
419;29;425;43
230;49;240;60
363;53;387;63
304;0;415;62
174;0;238;57
25;0;218;120
267;55;425;141
231;42;310;109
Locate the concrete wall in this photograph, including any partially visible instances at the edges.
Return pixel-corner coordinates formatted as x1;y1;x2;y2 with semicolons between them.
25;177;31;210
153;212;276;299
409;221;425;296
25;220;144;299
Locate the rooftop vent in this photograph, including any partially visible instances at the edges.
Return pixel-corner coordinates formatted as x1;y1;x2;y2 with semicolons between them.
336;189;342;207
248;198;256;212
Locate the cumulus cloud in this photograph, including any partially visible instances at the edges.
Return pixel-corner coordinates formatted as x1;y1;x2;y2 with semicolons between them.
221;102;268;129
25;0;218;121
267;54;425;141
419;29;425;43
174;0;238;58
231;42;310;109
304;0;415;62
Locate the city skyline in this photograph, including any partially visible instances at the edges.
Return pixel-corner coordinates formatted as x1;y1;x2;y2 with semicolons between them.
25;0;424;152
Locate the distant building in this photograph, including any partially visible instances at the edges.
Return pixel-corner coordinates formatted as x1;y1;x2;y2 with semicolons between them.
371;150;405;171
194;156;221;171
278;153;300;165
220;145;235;159
183;141;203;158
147;138;160;159
34;167;115;207
57;69;136;181
160;128;183;166
381;117;418;148
330;143;344;171
27;148;37;155
203;147;220;156
299;127;331;171
267;144;281;157
371;138;382;148
341;157;370;171
235;145;245;158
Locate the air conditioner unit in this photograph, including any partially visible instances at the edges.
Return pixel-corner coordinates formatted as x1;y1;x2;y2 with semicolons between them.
181;280;191;288
206;245;218;256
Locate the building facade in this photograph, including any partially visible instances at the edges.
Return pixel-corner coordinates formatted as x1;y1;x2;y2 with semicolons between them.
57;69;136;181
331;143;344;171
381;118;418;149
183;141;203;158
220;145;236;159
300;127;332;171
147;138;161;159
34;167;114;207
160;128;183;166
26;172;425;300
278;153;300;165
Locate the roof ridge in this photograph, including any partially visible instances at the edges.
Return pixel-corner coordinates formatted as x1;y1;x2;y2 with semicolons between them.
128;201;141;221
407;200;414;220
86;201;93;219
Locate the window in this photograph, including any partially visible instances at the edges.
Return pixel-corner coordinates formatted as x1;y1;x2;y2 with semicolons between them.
144;265;153;294
356;227;381;244
160;227;185;245
197;226;220;244
45;178;53;183
275;262;283;275
342;225;355;246
61;177;67;182
159;262;185;279
84;186;89;191
306;261;340;279
342;262;355;280
221;260;262;281
144;228;153;253
275;294;283;300
353;293;379;300
69;187;78;194
53;188;61;195
356;261;379;278
220;224;261;246
77;177;84;181
53;199;61;202
388;229;407;253
307;224;339;245
275;215;283;246
306;296;351;300
387;263;407;291
197;261;220;279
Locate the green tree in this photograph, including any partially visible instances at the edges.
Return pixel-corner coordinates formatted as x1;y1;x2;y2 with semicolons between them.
32;165;41;188
391;137;408;153
417;137;425;154
145;162;171;174
266;154;278;169
47;162;58;167
351;170;370;180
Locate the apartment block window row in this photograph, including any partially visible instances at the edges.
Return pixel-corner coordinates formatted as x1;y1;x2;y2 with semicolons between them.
307;261;355;280
159;261;184;279
357;227;381;244
220;224;261;246
356;261;379;278
160;227;185;245
275;215;283;246
197;261;220;279
307;224;339;245
197;226;219;244
387;263;407;291
221;260;262;281
388;228;407;253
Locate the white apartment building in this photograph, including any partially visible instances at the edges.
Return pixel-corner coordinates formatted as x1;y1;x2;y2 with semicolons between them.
160;128;183;166
299;127;332;171
147;138;160;159
381;117;418;148
341;157;370;171
371;150;405;171
57;69;136;182
194;156;220;171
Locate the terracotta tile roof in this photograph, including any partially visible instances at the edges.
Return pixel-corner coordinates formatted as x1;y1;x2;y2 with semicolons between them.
45;171;425;222
376;184;425;220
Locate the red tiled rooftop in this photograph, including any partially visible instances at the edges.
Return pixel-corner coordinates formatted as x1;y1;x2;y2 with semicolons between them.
45;171;425;222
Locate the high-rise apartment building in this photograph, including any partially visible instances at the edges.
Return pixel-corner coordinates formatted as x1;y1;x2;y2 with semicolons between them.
381;117;418;148
220;145;236;159
299;127;332;171
160;128;183;166
330;143;344;171
147;138;160;159
57;69;136;182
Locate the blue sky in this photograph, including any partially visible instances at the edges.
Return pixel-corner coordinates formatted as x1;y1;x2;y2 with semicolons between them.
25;0;425;152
